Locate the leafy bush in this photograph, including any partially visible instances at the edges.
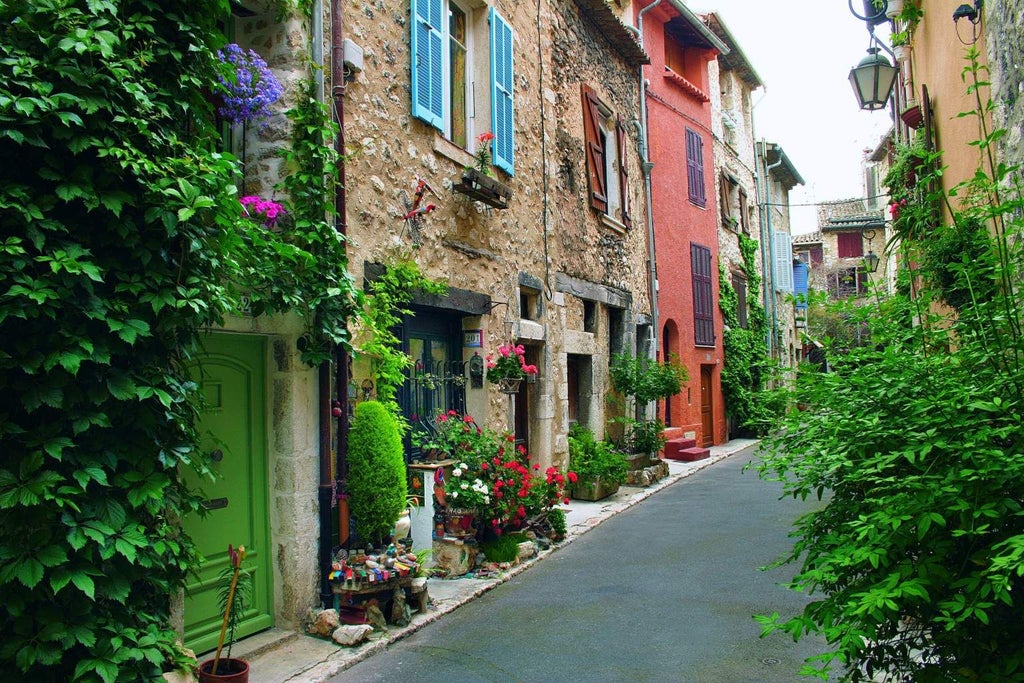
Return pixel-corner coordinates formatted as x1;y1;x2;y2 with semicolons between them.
346;401;408;545
480;533;521;563
756;50;1024;681
567;424;628;486
608;352;687;405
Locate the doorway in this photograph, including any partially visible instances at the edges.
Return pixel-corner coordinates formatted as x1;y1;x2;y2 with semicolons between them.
183;333;273;654
700;364;714;447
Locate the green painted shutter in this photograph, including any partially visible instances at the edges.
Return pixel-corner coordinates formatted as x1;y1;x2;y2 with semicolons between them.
411;0;443;129
490;8;514;175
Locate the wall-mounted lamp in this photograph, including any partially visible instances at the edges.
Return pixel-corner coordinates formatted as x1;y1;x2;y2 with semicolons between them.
849;45;899;111
469;353;484;389
953;0;983;44
864;250;881;273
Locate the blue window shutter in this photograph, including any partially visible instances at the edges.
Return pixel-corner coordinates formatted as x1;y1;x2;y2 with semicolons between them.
411;0;443;129
490;8;514;175
794;261;809;310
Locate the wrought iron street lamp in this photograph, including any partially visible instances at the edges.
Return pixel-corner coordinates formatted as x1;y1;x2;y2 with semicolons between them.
864;250;880;273
849;46;899;111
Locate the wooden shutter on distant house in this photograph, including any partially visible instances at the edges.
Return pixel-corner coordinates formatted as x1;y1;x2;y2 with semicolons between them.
691;243;715;346
411;0;443;129
616;116;631;228
837;232;863;258
738;188;748;233
686;128;706;207
490;8;514;175
581;84;607;213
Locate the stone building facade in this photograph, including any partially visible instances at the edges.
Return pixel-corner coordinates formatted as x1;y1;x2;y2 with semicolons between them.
757;141;803;370
985;0;1024;175
177;0;654;652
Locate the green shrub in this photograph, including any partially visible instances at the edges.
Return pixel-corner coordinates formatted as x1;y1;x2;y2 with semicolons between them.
480;534;521;563
567;424;628;486
347;401;407;544
547;508;567;539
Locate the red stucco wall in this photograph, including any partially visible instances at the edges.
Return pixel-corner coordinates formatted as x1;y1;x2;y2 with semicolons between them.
640;0;726;446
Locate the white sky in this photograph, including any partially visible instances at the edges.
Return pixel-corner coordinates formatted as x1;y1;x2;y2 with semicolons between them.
690;0;895;232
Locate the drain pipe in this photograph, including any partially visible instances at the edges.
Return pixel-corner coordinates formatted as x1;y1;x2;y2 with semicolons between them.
632;0;662;368
758;140;782;359
315;0;351;610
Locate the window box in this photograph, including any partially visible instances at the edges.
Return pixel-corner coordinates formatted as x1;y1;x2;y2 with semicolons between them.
453;168;512;209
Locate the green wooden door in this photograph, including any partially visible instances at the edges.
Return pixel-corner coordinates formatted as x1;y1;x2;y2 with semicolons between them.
183;333;273;654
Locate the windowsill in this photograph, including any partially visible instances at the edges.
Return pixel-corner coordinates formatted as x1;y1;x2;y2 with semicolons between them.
599;213;628;234
432;134;475;169
695;343;716;349
664;67;710;103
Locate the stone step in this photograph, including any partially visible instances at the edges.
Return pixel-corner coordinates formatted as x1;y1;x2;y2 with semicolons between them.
662;437;697;460
672;447;710;462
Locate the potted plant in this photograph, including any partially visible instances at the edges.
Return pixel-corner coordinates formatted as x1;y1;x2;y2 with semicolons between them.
453;131;513;209
608;352;687;457
567;424;628;501
198;545;253;683
214;43;284;126
347;400;408;546
485;341;538;394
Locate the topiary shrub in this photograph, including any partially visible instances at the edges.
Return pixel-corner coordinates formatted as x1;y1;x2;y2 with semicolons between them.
347;401;407;545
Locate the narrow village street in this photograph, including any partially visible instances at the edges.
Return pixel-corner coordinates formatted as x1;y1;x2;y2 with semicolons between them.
330;446;834;683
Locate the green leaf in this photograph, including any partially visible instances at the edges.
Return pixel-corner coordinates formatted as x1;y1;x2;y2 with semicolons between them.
71;572;95;599
15;558;44;588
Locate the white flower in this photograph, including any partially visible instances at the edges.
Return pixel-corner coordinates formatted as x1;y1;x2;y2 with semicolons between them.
483;495;490;504
460;462;469;469
452;468;463;477
460;482;469;490
450;490;459;499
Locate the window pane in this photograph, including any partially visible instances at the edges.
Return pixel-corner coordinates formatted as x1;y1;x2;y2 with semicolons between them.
449;4;467;147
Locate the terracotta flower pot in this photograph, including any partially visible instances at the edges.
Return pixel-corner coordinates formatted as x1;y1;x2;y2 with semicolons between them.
199;658;249;683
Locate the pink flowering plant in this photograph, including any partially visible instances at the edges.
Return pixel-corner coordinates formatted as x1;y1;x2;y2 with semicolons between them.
239;196;285;228
485;342;538;384
215;43;285;125
469;131;496;177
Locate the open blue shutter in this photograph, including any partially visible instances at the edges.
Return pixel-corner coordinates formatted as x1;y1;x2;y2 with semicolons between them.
490;8;514;175
411;0;443;129
794;261;809;310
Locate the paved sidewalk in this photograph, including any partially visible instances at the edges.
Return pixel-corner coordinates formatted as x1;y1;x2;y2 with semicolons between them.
235;439;759;683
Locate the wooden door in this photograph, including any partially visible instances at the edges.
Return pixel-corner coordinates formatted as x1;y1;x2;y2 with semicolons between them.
700;365;714;447
183;333;273;654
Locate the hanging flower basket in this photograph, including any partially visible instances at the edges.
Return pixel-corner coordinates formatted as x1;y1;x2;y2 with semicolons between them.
485;342;537;392
496;377;523;395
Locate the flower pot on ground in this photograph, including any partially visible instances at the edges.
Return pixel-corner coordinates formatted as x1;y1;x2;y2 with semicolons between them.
199;658;249;683
198;545;253;683
570;475;620;502
568;424;628;502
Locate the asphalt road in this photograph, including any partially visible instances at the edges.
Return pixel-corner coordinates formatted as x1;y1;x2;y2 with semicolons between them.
331;447;835;682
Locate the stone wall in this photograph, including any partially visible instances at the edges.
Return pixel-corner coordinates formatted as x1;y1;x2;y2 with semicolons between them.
986;0;1024;175
339;0;650;468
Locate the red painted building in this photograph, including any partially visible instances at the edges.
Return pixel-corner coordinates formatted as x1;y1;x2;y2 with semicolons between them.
638;0;728;447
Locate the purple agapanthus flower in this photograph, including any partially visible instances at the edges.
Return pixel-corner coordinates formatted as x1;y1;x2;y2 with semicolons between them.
216;43;285;125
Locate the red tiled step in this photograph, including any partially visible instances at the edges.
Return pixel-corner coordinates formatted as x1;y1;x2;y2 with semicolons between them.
675;447;710;462
662;437;698;460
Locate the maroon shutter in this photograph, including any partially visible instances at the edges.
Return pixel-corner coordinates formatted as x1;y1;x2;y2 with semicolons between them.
616;117;631;228
738;188;748;233
686;128;706;207
691;243;715;346
581;84;607;213
837;232;864;258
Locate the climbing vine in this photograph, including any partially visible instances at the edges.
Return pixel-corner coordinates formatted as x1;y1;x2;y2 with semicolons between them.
0;1;359;680
358;259;447;415
718;234;780;434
